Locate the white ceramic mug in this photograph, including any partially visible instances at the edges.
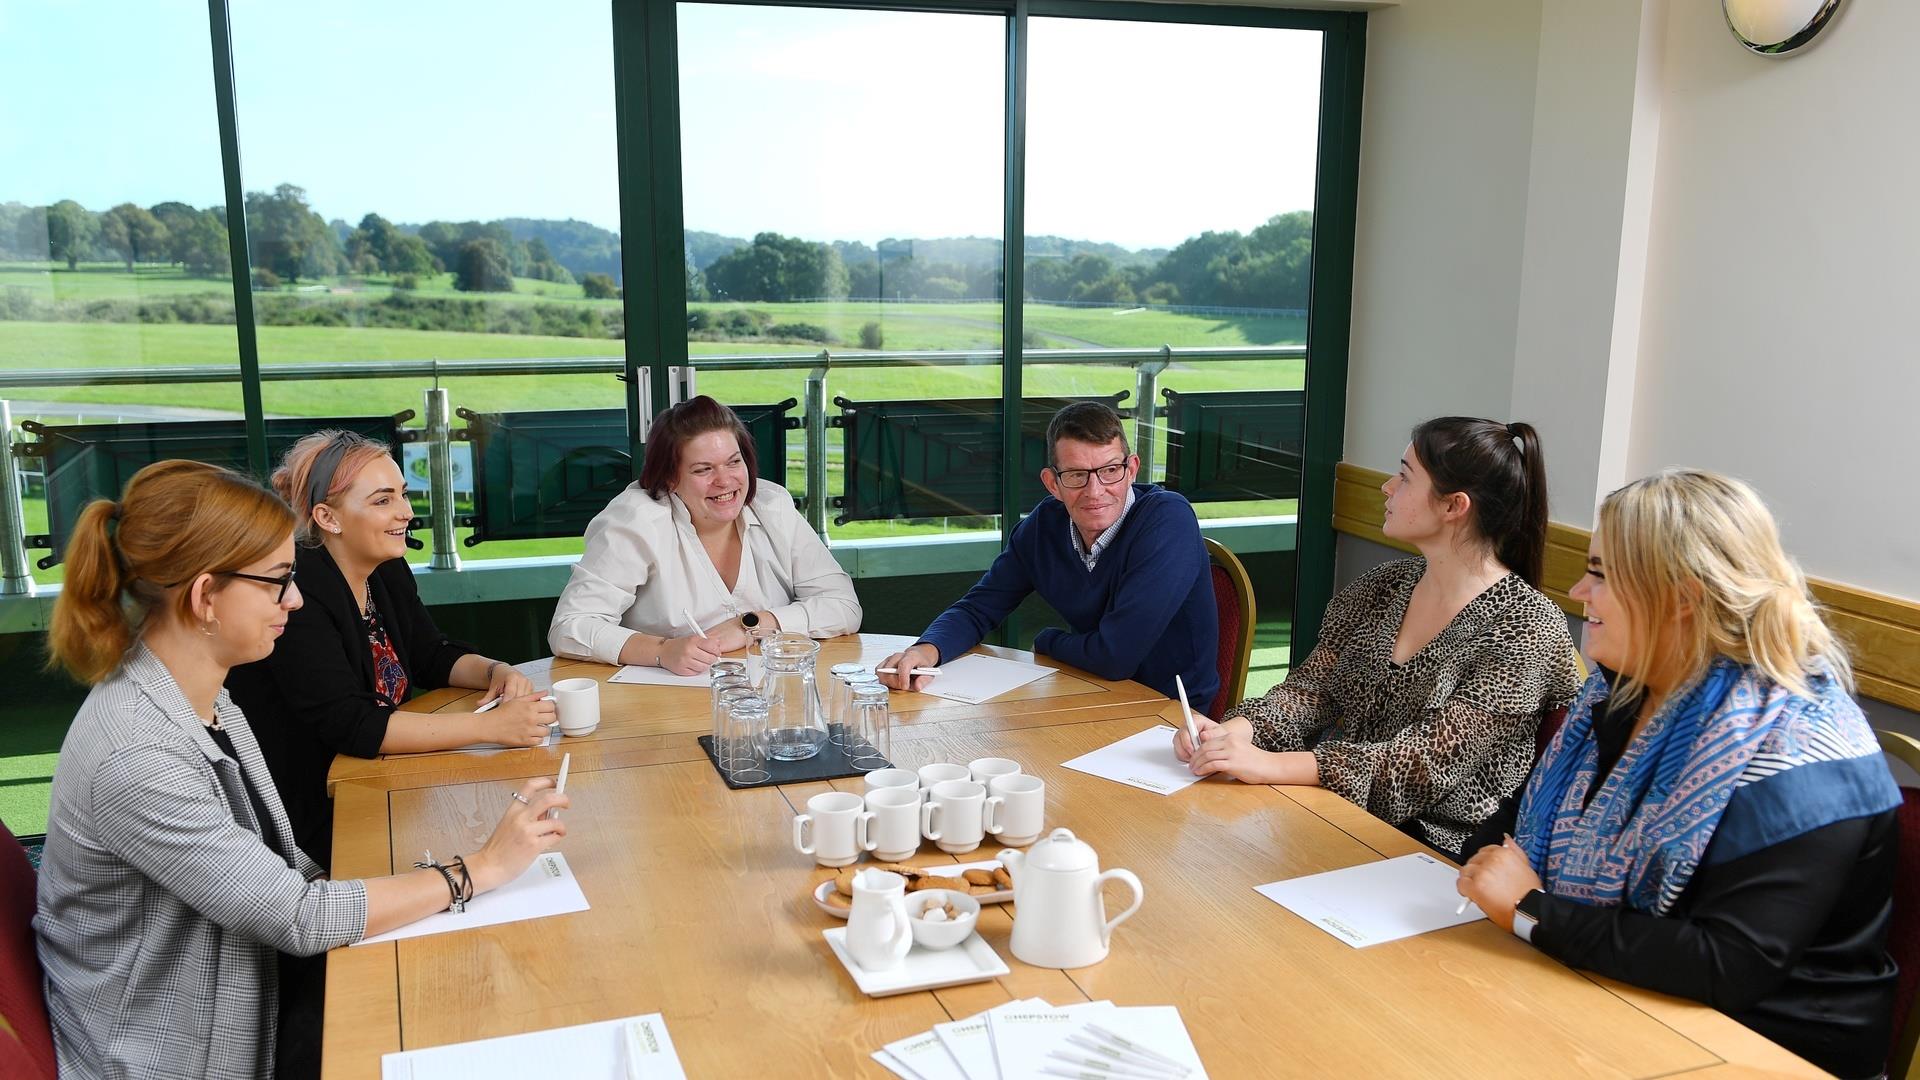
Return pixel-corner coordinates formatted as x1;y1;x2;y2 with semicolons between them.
552;677;601;737
968;757;1021;785
863;768;919;799
862;786;922;862
984;773;1046;847
916;763;970;790
793;791;869;868
919;779;987;855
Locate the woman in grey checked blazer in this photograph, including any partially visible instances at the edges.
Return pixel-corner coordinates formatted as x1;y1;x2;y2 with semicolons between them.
35;460;571;1080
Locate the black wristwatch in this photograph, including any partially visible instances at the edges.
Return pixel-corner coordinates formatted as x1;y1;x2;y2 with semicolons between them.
740;611;760;630
1512;889;1546;944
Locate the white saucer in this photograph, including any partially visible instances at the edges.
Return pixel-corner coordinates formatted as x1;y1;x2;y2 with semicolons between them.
822;927;1009;997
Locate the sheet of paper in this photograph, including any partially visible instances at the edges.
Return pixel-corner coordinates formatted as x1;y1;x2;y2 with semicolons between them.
513;656;556;693
1082;1007;1208;1079
917;653;1054;705
1059;726;1203;796
608;665;712;688
379;1012;684;1079
355;852;589;946
1254;852;1482;948
883;1027;971;1080
934;998;1046;1080
986;1000;1121;1080
872;1050;922;1080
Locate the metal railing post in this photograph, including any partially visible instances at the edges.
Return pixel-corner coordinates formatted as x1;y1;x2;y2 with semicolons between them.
0;400;34;596
424;387;460;572
1132;347;1170;482
804;352;830;541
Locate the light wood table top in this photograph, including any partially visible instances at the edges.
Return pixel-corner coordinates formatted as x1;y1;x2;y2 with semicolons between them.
322;693;1821;1079
325;635;1169;796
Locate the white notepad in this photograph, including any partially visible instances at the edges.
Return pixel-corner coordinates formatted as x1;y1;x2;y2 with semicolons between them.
512;656;556;692
1254;852;1484;948
1059;726;1203;796
379;1012;685;1079
607;665;712;688
985;1000;1119;1080
355;852;589;946
880;1027;970;1080
917;654;1055;705
934;998;1047;1080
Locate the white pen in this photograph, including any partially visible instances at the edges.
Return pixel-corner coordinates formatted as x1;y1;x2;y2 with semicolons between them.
1455;896;1473;916
875;666;942;676
549;752;571;820
681;608;708;641
473;693;553;716
621;1019;649;1080
1046;1049;1180;1080
1174;674;1200;758
1064;1034;1187;1077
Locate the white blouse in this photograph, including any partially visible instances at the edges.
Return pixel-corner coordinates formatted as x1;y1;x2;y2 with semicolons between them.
548;480;862;665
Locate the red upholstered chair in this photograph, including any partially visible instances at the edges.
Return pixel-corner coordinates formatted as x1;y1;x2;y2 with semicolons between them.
1203;538;1256;721
1533;650;1589;764
0;817;55;1080
1877;728;1920;1080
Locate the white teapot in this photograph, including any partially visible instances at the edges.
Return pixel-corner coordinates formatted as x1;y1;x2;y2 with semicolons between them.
845;868;914;972
1000;828;1144;969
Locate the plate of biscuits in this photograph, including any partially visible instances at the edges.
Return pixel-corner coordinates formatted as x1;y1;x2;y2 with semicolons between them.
812;860;1013;918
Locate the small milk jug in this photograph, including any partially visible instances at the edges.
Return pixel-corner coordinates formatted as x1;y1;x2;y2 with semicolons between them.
845;868;914;972
1000;828;1144;969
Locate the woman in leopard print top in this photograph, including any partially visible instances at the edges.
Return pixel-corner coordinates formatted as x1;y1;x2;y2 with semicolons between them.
1178;417;1581;858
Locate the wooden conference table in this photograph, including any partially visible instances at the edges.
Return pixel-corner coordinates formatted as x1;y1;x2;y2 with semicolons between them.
322;634;1822;1079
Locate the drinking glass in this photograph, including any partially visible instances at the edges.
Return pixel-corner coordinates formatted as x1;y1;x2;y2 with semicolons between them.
709;675;751;759
826;662;866;749
848;682;892;772
723;694;772;785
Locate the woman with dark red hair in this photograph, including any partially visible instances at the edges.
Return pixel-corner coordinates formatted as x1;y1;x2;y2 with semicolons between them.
549;396;861;675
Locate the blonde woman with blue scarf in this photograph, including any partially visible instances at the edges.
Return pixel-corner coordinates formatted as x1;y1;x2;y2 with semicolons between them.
1455;469;1900;1080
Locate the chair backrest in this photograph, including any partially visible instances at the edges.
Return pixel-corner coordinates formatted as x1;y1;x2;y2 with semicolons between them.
1202;538;1256;721
1877;728;1920;1080
1533;705;1569;765
0;818;55;1080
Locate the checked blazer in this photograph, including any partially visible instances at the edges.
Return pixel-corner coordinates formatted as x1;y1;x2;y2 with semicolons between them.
34;644;368;1080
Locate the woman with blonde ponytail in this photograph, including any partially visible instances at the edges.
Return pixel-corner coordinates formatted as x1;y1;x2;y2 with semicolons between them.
1457;469;1899;1079
35;460;570;1080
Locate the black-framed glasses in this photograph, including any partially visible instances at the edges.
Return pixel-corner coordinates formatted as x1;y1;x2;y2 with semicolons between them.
223;569;297;603
1050;460;1130;490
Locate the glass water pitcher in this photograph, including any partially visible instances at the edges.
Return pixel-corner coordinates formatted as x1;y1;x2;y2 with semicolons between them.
760;632;828;761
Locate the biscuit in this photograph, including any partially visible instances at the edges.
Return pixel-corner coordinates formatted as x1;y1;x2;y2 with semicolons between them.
834;868;857;897
968;883;996;896
991;867;1012;890
822;889;852;911
961;869;995;886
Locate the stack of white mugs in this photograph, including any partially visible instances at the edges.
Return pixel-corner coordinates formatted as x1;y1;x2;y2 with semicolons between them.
793;758;1048;867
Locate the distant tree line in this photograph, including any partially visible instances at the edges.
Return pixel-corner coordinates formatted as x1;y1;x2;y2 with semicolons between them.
688;212;1312;311
0;186;618;295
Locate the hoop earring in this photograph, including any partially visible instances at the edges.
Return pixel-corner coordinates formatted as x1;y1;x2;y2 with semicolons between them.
199;617;221;638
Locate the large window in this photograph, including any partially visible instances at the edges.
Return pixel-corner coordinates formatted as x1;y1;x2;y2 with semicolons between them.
228;0;622;564
676;3;1007;542
1023;14;1324;675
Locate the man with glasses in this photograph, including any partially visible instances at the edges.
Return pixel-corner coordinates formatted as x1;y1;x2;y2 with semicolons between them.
878;402;1219;716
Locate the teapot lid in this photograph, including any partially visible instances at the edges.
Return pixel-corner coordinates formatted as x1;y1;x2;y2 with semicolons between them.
1023;828;1097;872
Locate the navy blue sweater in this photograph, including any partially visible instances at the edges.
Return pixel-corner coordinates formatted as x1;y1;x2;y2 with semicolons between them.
920;484;1219;715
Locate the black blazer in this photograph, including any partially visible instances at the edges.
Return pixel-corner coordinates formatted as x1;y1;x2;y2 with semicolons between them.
226;543;473;868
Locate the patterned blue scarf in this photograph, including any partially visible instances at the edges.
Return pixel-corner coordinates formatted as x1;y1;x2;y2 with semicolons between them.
1517;658;1898;915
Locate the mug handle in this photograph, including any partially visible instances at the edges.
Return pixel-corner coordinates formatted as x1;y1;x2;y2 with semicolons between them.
920;798;942;842
982;795;1006;835
792;814;816;856
1097;868;1144;945
857;811;877;852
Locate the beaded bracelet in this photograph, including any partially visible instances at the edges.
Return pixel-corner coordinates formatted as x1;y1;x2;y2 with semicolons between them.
413;850;469;914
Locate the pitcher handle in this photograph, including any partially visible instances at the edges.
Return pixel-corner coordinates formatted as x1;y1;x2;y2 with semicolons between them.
1097;868;1144;945
792;814;815;856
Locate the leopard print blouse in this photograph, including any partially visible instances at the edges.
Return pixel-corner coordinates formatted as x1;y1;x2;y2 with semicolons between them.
1230;558;1582;856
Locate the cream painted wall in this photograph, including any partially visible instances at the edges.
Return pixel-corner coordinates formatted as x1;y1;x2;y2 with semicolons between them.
1341;0;1543;466
1629;1;1920;601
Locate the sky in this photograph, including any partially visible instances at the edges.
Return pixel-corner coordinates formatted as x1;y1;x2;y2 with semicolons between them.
0;1;1321;252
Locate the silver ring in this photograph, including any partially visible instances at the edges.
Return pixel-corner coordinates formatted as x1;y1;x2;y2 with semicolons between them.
510;792;530;806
